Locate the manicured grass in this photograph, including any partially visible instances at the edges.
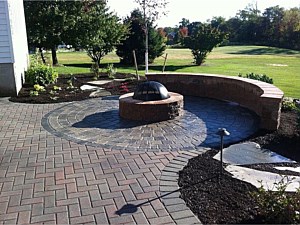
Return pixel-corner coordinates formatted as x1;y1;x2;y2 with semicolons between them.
51;46;300;98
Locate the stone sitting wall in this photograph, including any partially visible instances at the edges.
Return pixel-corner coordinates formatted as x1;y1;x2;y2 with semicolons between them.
146;73;284;130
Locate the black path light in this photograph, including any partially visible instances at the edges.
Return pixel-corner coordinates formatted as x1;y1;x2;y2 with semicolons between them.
216;128;230;181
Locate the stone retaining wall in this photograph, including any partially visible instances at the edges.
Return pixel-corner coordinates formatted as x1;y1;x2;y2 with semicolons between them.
146;73;284;130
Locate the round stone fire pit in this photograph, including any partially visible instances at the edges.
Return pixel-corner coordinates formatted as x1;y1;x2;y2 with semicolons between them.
119;81;183;122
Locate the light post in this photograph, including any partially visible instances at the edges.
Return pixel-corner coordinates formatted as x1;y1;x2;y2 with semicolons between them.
216;128;230;181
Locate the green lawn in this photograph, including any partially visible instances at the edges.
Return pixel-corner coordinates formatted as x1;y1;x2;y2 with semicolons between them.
51;46;300;98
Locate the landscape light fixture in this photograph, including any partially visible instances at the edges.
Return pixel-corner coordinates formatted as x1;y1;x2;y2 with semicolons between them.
216;128;230;180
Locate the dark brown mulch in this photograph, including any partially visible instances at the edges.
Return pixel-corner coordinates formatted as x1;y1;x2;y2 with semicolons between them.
178;109;300;224
249;110;300;162
9;73;144;104
178;150;261;224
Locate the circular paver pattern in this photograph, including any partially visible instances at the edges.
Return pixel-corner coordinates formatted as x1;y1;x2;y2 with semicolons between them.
42;96;259;151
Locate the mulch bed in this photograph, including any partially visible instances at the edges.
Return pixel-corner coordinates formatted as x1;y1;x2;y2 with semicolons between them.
9;73;144;104
178;109;300;224
178;150;261;224
249;110;300;162
9;73;300;224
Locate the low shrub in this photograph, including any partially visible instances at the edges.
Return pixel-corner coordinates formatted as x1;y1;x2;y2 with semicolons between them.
238;72;273;84
251;176;300;224
66;75;77;90
30;51;50;65
26;64;58;86
106;64;117;79
29;90;39;96
282;97;298;112
53;85;62;91
29;84;45;97
33;84;45;92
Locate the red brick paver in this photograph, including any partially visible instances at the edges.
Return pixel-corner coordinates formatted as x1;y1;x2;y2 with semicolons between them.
0;100;183;224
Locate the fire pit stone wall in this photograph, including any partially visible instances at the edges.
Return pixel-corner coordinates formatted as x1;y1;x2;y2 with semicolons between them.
119;92;183;122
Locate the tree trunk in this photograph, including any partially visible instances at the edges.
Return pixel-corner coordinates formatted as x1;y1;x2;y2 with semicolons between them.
39;47;46;64
51;47;58;66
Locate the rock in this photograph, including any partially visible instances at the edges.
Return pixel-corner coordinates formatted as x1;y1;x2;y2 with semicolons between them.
226;165;300;192
87;80;112;86
213;142;295;165
275;166;300;173
89;90;111;98
80;85;104;91
113;78;127;82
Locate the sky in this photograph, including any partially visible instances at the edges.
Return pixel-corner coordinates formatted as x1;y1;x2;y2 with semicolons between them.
106;0;300;27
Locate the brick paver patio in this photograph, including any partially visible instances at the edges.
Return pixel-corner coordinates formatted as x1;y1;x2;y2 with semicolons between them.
0;96;259;224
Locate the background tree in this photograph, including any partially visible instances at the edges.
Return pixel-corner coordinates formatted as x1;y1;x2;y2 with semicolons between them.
235;4;263;43
261;6;284;46
157;27;167;38
221;4;300;50
24;0;127;67
74;1;128;66
162;5;300;51
280;7;300;50
133;0;168;72
210;16;228;32
24;1;81;65
178;27;189;45
184;23;227;65
179;18;190;28
116;9;165;66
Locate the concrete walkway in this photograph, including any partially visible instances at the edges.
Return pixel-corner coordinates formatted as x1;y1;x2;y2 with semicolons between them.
0;97;259;224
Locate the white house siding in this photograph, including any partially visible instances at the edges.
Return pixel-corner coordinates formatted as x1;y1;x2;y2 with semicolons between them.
0;0;28;96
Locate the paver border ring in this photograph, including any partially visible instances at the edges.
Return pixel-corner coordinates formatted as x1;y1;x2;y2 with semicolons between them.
41;96;259;152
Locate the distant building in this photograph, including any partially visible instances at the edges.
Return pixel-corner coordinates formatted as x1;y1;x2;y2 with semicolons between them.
167;32;176;45
0;0;28;96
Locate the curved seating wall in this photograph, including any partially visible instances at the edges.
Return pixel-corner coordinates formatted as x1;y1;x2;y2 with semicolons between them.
146;73;284;130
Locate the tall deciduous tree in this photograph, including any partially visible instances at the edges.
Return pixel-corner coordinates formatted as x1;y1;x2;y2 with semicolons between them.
179;18;190;28
236;4;262;43
24;0;127;67
74;1;128;66
24;1;81;65
116;9;165;66
133;0;168;72
262;6;284;46
184;23;227;65
280;7;300;50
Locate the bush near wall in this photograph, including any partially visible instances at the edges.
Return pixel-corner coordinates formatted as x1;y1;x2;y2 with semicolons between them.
25;64;58;86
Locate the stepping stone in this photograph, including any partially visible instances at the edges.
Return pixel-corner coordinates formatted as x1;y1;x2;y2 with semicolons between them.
113;78;127;82
275;166;300;173
87;80;112;86
226;165;300;192
80;85;104;91
89;90;111;98
213;142;295;165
